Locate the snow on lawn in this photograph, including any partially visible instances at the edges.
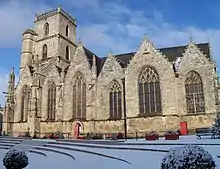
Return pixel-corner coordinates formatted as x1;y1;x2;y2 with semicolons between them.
1;135;220;169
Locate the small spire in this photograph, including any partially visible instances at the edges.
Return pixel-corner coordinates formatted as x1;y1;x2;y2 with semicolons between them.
107;49;113;57
11;67;14;74
92;55;96;66
189;36;193;43
57;5;61;12
208;37;213;60
143;34;148;42
78;37;82;45
142;33;152;46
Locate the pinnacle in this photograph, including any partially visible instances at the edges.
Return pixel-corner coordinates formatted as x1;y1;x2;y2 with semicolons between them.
189;35;194;43
107;49;114;57
11;67;14;74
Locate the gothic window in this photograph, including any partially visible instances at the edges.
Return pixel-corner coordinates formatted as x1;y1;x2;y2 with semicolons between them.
72;72;86;120
20;85;31;122
66;25;69;37
109;80;122;120
138;66;162;116
66;46;69;60
44;23;49;36
42;44;47;59
47;81;56;120
185;71;205;114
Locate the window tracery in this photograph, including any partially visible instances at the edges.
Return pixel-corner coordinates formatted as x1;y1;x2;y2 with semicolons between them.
47;81;56;120
185;71;205;114
72;72;86;120
109;80;122;120
138;66;162;116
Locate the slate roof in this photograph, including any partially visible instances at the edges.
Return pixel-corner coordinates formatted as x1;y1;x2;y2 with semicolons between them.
159;43;210;62
83;47;106;77
83;43;211;76
23;29;38;36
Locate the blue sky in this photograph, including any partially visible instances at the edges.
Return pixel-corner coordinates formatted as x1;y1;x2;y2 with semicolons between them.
0;0;220;105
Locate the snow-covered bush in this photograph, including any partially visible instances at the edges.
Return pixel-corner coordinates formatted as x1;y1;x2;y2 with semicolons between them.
161;145;216;169
213;112;220;136
3;149;29;169
149;131;158;136
165;131;178;135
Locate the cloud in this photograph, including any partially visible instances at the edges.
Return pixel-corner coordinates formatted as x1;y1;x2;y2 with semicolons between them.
72;1;220;65
0;0;50;48
1;0;218;59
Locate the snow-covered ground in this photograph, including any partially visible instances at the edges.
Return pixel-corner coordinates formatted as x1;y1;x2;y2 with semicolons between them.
0;135;220;169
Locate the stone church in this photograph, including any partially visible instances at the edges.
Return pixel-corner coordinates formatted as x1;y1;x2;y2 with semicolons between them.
3;7;220;138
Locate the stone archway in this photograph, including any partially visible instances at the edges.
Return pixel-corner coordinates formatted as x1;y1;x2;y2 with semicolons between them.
73;121;83;139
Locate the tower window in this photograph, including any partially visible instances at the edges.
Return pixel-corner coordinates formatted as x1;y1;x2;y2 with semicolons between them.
66;25;69;37
44;23;49;36
66;46;69;60
42;44;47;59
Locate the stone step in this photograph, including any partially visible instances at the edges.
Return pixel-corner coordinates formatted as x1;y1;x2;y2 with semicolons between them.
22;140;50;146
13;140;51;152
13;144;33;152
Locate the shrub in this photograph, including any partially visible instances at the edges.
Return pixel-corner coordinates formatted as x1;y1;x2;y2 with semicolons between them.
213;112;220;136
161;145;216;169
165;131;178;135
149;131;158;136
3;149;29;169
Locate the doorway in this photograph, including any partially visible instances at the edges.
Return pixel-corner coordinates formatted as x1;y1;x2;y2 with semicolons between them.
73;122;82;139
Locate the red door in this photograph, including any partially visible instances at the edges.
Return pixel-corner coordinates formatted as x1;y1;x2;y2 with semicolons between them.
180;121;188;135
74;123;79;139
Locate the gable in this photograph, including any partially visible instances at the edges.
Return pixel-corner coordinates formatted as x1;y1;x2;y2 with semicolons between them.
100;54;123;76
83;43;211;77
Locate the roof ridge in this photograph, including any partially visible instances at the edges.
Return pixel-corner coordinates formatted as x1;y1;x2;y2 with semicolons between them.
159;42;209;50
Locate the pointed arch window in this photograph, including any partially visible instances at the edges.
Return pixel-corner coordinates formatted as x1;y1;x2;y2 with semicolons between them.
20;85;31;122
44;23;49;36
42;44;47;59
109;80;122;120
66;46;69;60
185;71;205;114
47;81;56;120
138;66;162;116
72;72;86;120
66;25;69;37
